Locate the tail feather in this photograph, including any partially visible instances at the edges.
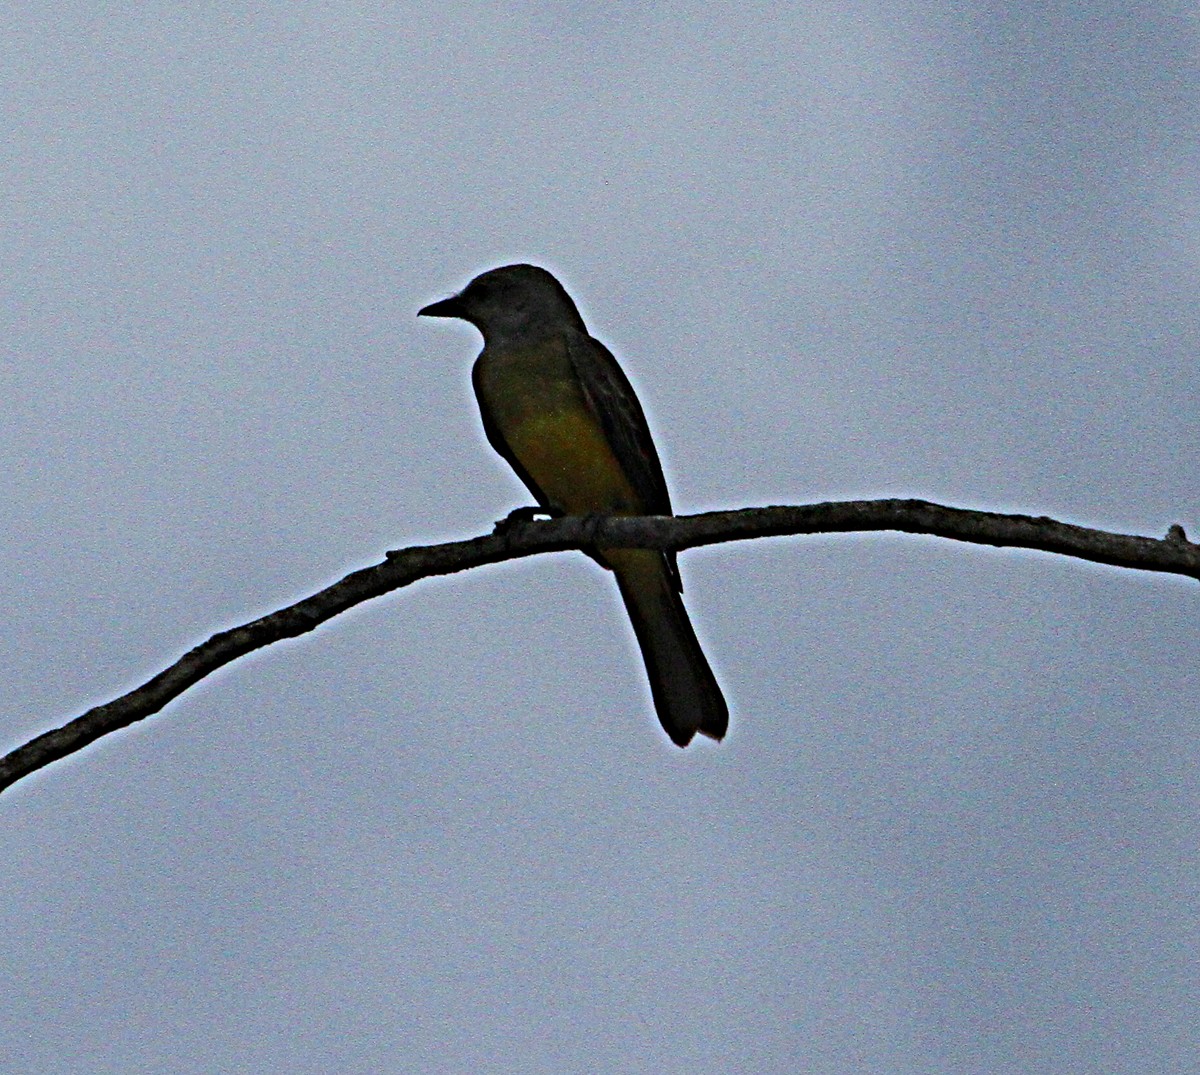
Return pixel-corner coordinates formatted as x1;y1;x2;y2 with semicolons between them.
613;552;728;747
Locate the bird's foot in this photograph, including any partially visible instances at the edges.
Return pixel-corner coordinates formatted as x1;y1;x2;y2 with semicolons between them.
580;511;610;546
492;505;557;535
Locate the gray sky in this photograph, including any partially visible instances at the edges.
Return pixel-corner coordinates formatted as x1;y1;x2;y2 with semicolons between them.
3;4;1198;1072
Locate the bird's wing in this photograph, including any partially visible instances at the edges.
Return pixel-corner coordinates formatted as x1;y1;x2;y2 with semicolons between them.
567;332;682;589
566;332;672;516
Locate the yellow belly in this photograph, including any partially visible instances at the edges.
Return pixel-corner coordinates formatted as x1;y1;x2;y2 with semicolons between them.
475;335;643;515
504;409;641;515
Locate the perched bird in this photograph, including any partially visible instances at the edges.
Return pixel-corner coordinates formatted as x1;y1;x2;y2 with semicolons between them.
420;264;727;746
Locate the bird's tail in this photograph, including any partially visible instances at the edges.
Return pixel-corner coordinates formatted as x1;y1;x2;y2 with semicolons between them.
610;550;728;747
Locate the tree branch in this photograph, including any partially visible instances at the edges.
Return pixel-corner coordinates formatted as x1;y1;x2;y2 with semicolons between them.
3;499;1195;794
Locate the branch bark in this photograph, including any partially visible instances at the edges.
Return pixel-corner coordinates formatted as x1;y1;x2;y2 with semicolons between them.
3;499;1195;794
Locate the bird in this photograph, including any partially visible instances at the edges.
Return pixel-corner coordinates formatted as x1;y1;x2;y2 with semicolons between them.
419;263;727;747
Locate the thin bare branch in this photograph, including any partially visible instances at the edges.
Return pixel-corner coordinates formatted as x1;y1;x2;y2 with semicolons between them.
3;499;1195;794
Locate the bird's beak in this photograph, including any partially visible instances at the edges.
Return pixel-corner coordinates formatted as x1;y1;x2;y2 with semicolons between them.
418;294;466;319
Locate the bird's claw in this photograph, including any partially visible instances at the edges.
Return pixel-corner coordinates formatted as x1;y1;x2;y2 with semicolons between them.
493;505;555;535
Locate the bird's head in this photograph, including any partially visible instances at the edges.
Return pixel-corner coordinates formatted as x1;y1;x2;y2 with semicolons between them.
419;263;587;345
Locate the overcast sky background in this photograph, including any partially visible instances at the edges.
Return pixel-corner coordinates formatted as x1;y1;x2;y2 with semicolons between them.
2;4;1198;1073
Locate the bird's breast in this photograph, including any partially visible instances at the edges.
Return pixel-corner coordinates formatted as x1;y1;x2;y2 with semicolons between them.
474;337;641;515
